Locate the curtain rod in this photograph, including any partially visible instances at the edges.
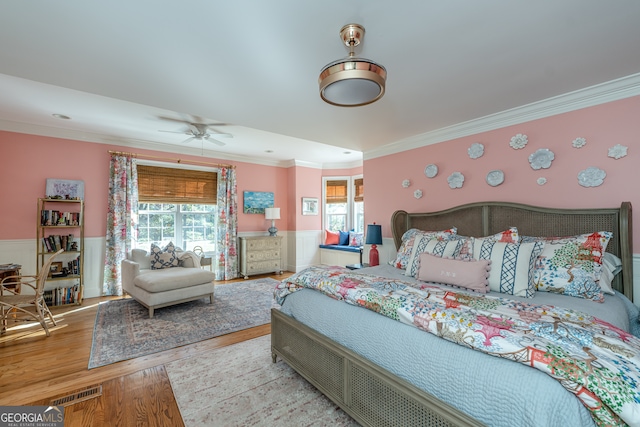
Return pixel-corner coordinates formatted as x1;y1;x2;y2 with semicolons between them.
108;150;235;169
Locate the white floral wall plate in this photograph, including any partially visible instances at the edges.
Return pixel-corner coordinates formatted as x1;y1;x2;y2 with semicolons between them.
608;144;628;159
447;172;464;189
424;164;438;178
510;134;528;149
468;143;484;159
537;177;547;185
578;167;606;187
528;148;555;170
414;189;423;199
572;137;586;148
486;170;504;187
402;179;411;188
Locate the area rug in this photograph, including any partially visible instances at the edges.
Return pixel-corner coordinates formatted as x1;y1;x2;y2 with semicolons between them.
88;278;280;369
166;335;359;426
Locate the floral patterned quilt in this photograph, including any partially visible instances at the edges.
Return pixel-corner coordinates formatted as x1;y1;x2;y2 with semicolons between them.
275;265;640;427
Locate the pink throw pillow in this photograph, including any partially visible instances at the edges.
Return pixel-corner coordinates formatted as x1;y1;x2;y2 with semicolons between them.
325;230;340;245
417;253;491;293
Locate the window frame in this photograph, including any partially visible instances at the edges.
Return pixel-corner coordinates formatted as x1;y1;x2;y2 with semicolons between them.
322;174;363;233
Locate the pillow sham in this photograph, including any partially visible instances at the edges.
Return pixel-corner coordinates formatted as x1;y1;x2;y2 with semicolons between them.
417;253;491;293
349;231;364;247
473;238;544;298
405;233;469;277
389;227;457;270
600;252;622;295
523;232;611;302
325;230;340;245
150;242;179;270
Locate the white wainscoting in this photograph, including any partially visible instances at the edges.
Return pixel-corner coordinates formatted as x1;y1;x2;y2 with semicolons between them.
0;237;106;299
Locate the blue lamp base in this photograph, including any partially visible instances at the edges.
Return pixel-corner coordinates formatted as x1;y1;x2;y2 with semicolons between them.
268;221;278;236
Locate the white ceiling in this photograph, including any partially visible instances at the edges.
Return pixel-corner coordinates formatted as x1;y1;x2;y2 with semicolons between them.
1;1;640;167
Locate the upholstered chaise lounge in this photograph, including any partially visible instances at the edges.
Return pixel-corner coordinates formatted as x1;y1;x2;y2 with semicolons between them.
121;248;216;317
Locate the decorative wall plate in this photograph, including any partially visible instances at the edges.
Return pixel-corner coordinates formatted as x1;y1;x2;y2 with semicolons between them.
424;164;438;178
608;144;628;159
578;167;606;187
468;142;484;159
510;133;528;149
402;179;411;188
528;148;555;170
537;177;547;185
447;172;464;189
414;189;423;199
572;137;586;148
486;170;504;187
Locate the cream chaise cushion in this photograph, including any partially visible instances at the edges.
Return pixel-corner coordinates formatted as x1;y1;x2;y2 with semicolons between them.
134;267;216;293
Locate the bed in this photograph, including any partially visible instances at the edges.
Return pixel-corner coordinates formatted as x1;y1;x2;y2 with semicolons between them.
271;201;638;427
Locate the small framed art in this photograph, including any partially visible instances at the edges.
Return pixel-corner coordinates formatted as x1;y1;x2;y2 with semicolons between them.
46;179;85;200
302;197;318;215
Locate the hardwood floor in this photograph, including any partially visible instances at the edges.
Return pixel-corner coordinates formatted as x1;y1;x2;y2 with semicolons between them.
0;272;291;426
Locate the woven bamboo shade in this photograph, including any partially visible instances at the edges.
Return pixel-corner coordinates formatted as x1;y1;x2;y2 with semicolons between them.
354;178;364;202
326;179;348;204
137;165;217;204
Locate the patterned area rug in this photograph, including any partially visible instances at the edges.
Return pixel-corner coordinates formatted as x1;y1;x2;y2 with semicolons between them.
88;278;280;369
166;335;359;426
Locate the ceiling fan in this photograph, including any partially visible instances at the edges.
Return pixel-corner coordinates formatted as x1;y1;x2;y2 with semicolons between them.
159;122;233;146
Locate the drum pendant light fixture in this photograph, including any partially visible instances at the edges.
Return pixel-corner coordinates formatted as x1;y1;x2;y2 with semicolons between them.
319;24;387;107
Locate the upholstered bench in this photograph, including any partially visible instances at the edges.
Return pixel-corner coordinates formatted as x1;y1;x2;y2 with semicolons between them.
121;248;216;318
319;244;362;266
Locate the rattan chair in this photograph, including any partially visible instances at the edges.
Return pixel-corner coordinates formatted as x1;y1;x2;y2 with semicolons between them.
0;249;63;336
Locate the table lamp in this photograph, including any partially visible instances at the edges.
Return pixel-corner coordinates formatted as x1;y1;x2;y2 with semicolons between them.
265;207;280;236
365;223;382;266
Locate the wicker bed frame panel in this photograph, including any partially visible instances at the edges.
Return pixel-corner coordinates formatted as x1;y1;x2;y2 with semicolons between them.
273;201;633;427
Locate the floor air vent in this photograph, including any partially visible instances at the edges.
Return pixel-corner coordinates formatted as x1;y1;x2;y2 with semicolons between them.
51;385;102;407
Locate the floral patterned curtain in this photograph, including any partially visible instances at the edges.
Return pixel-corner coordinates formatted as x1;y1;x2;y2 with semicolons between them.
215;167;238;280
103;154;138;295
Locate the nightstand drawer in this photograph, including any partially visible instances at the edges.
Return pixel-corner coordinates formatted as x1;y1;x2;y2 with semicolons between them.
246;250;280;262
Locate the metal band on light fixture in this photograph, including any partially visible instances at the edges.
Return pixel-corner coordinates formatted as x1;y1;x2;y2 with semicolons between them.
319;24;387;107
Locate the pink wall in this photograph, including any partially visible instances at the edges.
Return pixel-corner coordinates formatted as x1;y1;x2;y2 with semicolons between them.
0;131;291;239
288;166;323;230
364;96;640;249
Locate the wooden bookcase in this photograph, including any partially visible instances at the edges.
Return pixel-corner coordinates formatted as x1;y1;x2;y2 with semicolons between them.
36;198;84;306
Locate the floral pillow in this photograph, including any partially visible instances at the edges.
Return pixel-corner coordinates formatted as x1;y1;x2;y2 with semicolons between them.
150;242;179;270
522;232;612;302
473;238;545;298
349;231;364;247
389;227;457;270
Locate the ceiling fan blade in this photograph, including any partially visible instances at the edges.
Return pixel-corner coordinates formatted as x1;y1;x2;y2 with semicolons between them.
182;137;197;144
159;129;190;135
205;135;226;146
208;132;233;138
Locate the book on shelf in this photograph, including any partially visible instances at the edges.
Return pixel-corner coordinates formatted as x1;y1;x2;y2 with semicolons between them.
44;284;80;306
42;234;76;252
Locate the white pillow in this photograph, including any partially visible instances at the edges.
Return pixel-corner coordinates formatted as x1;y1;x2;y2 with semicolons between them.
473;238;544;298
600;252;623;295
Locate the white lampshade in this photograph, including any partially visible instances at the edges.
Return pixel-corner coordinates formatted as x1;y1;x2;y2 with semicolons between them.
265;207;280;220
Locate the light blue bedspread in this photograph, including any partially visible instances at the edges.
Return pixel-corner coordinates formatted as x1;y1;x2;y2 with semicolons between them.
278;265;640;427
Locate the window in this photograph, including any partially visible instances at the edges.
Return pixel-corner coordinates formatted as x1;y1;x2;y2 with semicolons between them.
322;175;364;232
136;165;218;253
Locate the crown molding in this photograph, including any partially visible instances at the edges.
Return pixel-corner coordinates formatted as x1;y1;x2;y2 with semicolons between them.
364;72;640;160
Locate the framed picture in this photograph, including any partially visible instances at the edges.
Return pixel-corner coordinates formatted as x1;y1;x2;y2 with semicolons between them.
46;179;85;200
243;191;274;214
302;197;318;215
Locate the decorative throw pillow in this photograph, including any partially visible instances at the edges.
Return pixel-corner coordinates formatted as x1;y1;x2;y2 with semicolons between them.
599;252;622;295
472;238;545;298
417;253;491;293
523;232;612;302
325;230;340;245
150;242;179;270
405;234;469;278
492;227;519;244
389;227;457;270
338;230;350;246
349;231;364;247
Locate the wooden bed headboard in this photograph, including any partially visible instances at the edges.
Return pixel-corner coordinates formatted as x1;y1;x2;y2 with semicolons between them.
391;201;633;300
